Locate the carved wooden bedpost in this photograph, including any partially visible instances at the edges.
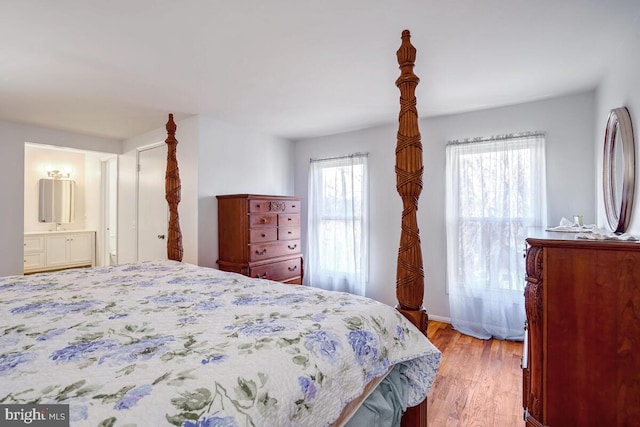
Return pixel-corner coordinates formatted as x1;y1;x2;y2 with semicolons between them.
165;114;184;262
395;30;428;426
395;30;427;330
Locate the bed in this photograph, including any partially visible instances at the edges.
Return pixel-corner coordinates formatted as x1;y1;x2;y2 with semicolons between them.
1;30;439;426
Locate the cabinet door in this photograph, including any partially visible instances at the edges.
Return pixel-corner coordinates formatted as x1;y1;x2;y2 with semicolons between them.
24;253;46;271
24;236;46;273
68;233;94;264
46;235;69;267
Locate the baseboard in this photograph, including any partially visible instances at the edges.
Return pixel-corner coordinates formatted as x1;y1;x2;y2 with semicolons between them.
428;314;451;324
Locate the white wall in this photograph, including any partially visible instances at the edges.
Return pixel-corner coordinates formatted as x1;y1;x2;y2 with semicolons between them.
119;114;294;268
197;115;295;268
23;145;116;267
0;119;120;277
596;29;640;233
294;91;596;318
24;145;88;232
119;116;200;265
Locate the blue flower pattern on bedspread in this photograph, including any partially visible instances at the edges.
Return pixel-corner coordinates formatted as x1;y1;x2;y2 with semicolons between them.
0;260;441;426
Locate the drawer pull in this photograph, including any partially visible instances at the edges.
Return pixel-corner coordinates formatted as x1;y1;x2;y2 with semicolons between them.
287;217;292;221
260;217;268;224
256;273;267;279
255;248;267;255
288;244;297;250
261;233;266;238
287;231;292;235
288;266;297;271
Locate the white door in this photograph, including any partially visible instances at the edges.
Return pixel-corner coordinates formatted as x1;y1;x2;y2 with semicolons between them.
137;145;168;262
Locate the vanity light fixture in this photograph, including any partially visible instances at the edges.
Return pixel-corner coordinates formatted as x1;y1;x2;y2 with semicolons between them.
47;169;71;179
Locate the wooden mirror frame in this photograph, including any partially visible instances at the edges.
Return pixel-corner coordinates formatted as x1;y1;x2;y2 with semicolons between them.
603;106;636;233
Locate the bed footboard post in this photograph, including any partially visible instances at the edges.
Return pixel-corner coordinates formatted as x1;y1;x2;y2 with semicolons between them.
394;29;427;332
395;29;428;427
165;113;184;262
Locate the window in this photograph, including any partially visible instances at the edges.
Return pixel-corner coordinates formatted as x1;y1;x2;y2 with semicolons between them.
306;154;368;295
446;132;546;340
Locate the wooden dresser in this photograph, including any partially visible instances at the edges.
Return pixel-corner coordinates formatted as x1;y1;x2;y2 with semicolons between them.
216;194;303;284
523;234;640;426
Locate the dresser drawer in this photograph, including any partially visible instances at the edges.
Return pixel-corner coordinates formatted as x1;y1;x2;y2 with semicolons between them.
250;258;302;282
278;214;300;227
248;199;286;213
249;199;301;213
283;200;300;213
249;240;301;262
249;213;277;227
250;228;277;243
278;227;300;240
24;236;45;253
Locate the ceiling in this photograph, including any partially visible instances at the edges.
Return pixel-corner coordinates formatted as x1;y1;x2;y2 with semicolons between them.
2;0;639;141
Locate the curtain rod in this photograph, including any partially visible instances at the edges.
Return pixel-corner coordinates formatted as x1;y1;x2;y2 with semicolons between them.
310;152;369;163
447;131;545;146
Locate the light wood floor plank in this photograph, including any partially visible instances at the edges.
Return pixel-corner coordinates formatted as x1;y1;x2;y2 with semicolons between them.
426;321;524;427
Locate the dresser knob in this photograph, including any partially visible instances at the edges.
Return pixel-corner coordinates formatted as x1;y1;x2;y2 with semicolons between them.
261;233;266;238
288;244;297;250
288;266;297;271
255;248;267;256
260;217;267;224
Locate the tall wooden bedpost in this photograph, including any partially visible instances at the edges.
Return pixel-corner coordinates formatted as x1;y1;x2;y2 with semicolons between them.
395;30;428;426
165;113;184;262
395;30;427;331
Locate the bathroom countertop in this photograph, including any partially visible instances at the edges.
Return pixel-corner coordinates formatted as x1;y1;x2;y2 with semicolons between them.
24;229;96;236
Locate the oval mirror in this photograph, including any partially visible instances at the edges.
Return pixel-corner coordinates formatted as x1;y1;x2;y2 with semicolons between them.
603;107;635;233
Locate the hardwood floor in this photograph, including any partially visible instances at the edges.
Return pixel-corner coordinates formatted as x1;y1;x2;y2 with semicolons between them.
426;321;525;427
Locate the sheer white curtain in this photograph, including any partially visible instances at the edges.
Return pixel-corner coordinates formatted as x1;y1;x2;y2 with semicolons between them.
306;154;369;295
445;133;546;340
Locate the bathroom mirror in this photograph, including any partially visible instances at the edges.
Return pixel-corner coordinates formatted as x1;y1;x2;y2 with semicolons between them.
39;178;76;224
603;107;635;233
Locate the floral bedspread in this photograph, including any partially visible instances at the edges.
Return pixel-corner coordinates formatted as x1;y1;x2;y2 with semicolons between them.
0;261;441;426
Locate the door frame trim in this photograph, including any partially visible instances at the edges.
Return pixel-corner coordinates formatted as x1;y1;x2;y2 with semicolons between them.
100;155;118;266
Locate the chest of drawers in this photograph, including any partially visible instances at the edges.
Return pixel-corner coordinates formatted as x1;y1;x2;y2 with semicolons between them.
523;234;640;426
217;194;303;284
